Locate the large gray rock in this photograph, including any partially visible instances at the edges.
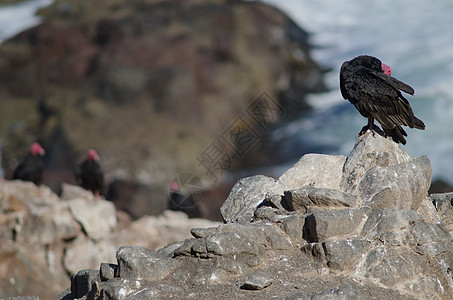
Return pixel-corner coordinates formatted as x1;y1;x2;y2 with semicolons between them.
205;232;266;258
362;209;425;241
340;131;412;193
220;175;280;223
280;215;307;245
100;278;144;300
430;192;453;232
323;239;371;270
70;269;100;299
241;269;273;290
278;153;346;191
304;209;369;242
13;201;81;245
366;249;430;286
63;235;117;275
68;198;117;239
116;246;182;281
357;156;432;210
303;239;371;271
284;186;357;213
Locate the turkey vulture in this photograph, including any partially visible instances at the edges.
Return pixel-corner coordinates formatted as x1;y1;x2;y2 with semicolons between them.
13;142;45;185
340;55;425;144
75;149;104;198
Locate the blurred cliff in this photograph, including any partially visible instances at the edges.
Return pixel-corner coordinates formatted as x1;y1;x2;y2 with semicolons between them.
0;0;325;219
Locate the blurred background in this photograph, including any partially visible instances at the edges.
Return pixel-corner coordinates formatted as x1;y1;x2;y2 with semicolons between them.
1;0;453;220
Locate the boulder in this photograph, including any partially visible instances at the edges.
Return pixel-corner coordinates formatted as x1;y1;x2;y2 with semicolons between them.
116;246;183;281
68;198;117;239
241;269;273;290
430;192;453;232
304;209;369;242
361;209;425;241
340;130;412;193
63;236;117;276
278;154;346;191
284;186;357;212
220;175;279;223
357;156;431;210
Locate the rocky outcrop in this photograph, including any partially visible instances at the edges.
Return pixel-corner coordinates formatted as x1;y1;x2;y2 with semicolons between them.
55;132;453;300
0;182;220;299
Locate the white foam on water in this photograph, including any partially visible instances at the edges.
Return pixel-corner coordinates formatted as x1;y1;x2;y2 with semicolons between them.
261;0;453;183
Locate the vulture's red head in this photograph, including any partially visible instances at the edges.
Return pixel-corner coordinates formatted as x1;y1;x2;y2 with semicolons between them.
86;149;99;161
30;143;45;156
381;63;392;75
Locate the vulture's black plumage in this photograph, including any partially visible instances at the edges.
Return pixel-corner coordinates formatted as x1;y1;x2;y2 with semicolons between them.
75;149;104;197
340;55;425;144
13;142;45;185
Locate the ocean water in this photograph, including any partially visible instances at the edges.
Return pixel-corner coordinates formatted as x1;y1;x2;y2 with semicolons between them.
261;0;453;183
0;0;53;44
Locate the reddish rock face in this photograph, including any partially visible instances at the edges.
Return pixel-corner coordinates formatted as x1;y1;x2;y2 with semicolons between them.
31;23;98;82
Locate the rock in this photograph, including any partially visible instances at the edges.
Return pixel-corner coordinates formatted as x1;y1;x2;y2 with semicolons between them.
284;186;357;213
55;288;72;300
314;283;359;300
191;227;218;239
21;201;81;245
341;131;412;193
61;183;94;201
323;240;371;270
285;292;311;300
278;154;346;191
410;222;452;245
63;236;117;276
304;209;368;242
357;156;432;210
116;246;182;281
0;244;68;299
70;269;100;299
430;192;453;232
365;249;431;287
68;198;117;239
241;269;273;290
361;209;425;241
416;197;443;225
303;240;371;271
0;180;60;208
100;263;118;281
156;240;186;258
280;215;307;244
0;181;220;299
220;175;279;223
100;278;143;300
205;232;266;258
